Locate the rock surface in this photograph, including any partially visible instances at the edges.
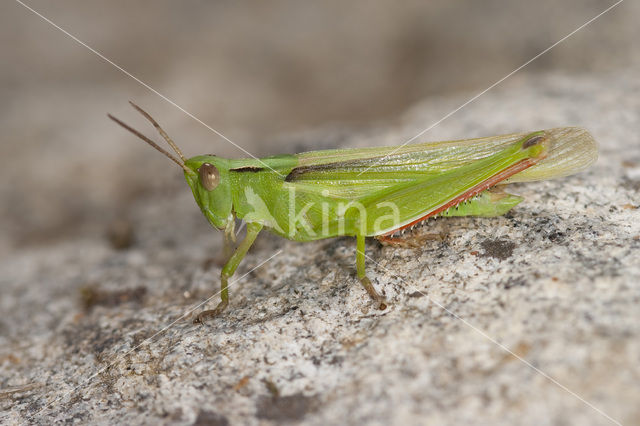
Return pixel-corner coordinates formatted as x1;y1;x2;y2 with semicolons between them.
2;70;640;425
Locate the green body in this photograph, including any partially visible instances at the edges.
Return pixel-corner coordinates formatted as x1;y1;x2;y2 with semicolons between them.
110;105;597;322
184;128;596;241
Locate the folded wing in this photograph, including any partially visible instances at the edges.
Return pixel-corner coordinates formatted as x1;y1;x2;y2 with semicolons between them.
289;127;597;200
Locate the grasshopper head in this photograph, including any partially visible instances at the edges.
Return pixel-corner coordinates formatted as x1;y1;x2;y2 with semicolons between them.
109;102;233;230
184;156;233;230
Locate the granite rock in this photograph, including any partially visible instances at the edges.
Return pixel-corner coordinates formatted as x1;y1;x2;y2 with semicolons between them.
1;70;639;425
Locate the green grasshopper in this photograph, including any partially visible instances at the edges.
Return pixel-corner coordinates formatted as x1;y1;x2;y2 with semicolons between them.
109;102;597;323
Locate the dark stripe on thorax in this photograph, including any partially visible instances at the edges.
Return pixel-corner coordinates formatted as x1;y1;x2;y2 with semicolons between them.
229;166;265;172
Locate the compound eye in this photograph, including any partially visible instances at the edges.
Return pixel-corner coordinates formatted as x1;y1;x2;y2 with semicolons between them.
198;163;219;191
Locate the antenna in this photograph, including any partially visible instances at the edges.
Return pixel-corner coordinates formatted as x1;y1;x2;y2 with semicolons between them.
128;101;186;162
108;110;192;174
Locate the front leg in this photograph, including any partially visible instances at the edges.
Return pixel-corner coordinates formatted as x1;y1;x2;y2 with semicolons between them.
193;222;263;324
356;233;387;310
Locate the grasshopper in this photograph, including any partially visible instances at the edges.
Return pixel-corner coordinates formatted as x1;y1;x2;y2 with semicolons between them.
109;102;597;323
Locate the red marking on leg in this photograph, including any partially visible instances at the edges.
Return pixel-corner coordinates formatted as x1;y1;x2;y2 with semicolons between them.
378;157;540;240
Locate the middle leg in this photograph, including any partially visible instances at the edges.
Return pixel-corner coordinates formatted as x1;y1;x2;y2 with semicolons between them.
356;233;387;310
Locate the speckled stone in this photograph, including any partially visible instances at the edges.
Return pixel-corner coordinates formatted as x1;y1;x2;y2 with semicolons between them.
1;70;639;425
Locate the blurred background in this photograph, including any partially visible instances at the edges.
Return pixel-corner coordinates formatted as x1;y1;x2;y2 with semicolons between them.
1;0;637;255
